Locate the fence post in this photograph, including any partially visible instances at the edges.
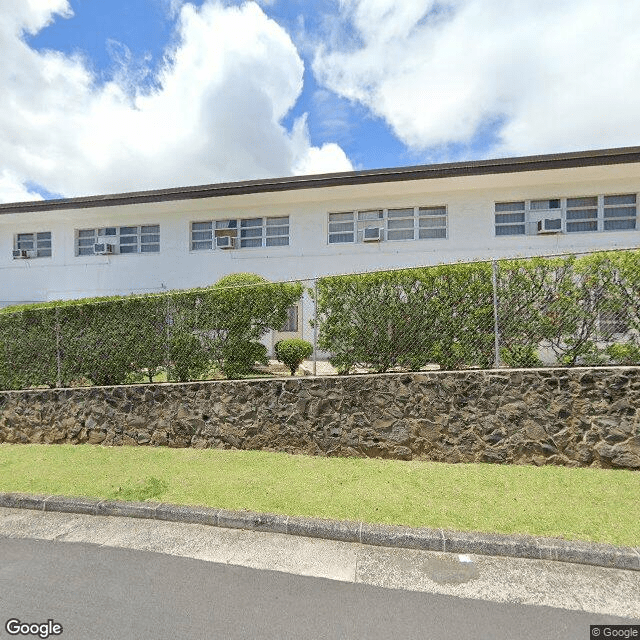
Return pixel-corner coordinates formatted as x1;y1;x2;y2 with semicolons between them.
491;260;501;368
313;278;318;376
54;307;62;388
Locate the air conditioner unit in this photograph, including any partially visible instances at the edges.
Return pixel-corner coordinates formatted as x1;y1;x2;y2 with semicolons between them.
216;235;236;249
94;243;114;255
12;249;29;259
537;218;562;234
363;227;382;242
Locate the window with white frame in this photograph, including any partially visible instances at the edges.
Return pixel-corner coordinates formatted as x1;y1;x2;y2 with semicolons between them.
495;194;637;236
76;225;160;256
13;232;52;258
190;216;289;250
328;206;447;243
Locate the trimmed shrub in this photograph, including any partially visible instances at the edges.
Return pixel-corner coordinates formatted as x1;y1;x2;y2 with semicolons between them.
275;338;313;375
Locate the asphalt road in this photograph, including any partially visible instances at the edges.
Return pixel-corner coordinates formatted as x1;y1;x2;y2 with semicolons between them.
0;537;635;640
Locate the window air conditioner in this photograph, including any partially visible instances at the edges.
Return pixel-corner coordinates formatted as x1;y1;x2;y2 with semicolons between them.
216;236;236;249
537;218;562;234
363;227;382;242
12;249;29;259
94;243;114;255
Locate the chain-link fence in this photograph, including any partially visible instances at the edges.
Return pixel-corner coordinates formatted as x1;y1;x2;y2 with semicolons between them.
1;249;639;390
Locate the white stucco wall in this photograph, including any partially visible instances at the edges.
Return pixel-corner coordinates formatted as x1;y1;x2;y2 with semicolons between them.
1;163;640;309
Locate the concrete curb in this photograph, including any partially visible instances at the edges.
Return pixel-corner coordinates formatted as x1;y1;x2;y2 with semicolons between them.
1;492;638;572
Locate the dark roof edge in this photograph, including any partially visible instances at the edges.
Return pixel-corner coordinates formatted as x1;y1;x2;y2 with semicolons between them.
3;146;640;214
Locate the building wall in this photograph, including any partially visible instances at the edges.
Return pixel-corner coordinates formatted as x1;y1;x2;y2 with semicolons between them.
1;164;640;307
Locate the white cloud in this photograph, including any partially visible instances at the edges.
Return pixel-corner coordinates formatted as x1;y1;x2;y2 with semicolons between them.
0;0;352;203
313;0;640;157
0;171;43;203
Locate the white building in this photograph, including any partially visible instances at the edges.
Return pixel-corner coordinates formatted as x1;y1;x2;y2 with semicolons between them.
1;146;639;313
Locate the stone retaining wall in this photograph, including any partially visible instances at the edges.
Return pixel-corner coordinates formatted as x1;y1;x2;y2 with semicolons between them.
1;367;639;469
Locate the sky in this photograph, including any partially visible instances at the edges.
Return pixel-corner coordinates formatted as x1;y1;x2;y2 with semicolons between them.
2;0;640;203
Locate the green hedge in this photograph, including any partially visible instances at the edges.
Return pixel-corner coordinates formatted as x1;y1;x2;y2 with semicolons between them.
314;251;640;373
0;274;302;389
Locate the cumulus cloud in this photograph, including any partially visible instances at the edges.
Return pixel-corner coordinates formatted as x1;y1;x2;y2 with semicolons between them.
313;0;640;157
0;0;352;203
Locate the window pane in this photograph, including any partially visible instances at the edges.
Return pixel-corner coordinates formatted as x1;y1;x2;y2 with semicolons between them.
419;228;447;239
37;232;51;241
358;210;383;221
99;228;117;236
192;240;212;250
78;238;94;247
120;245;137;253
37;240;52;249
567;196;598;208
120;236;137;244
267;216;288;226
141;225;159;234
192;221;212;231
240;227;262;238
141;234;160;243
496;224;525;235
419;216;446;228
419;206;447;216
329;212;353;222
567;221;597;232
141;244;160;252
495;202;524;212
266;236;289;247
604;206;636;218
37;248;52;257
604;194;636;205
495;212;525;224
388;208;414;218
216;220;237;229
387;219;413;230
566;209;597;220
192;231;212;241
120;227;137;235
241;218;262;227
78;247;93;256
531;199;560;210
240;238;262;248
266;226;288;236
604;219;636;230
387;229;414;241
328;222;354;233
328;233;354;243
78;229;95;238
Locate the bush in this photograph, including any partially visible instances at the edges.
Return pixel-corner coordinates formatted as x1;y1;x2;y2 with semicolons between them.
275;338;313;375
500;345;542;368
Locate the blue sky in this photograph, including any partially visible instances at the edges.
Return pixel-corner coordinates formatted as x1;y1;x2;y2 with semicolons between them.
2;0;639;202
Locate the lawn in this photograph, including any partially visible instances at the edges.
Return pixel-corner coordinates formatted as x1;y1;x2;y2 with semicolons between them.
0;444;638;547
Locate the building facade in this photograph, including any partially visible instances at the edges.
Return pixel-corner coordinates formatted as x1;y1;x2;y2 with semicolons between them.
1;146;640;311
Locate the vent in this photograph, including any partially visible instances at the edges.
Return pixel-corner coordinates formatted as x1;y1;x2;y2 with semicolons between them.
94;243;114;255
363;227;382;242
216;236;236;249
12;249;29;259
537;218;562;234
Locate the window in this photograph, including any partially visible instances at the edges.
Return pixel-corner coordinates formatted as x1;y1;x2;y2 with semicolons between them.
328;206;448;243
495;194;637;236
280;305;299;332
13;232;52;258
603;194;637;231
190;217;289;250
76;225;160;255
495;202;525;236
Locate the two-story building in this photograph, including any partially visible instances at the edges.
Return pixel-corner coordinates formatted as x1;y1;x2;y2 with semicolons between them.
1;146;639;318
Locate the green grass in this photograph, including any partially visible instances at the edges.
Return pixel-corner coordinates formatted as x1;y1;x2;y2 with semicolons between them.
0;444;638;547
